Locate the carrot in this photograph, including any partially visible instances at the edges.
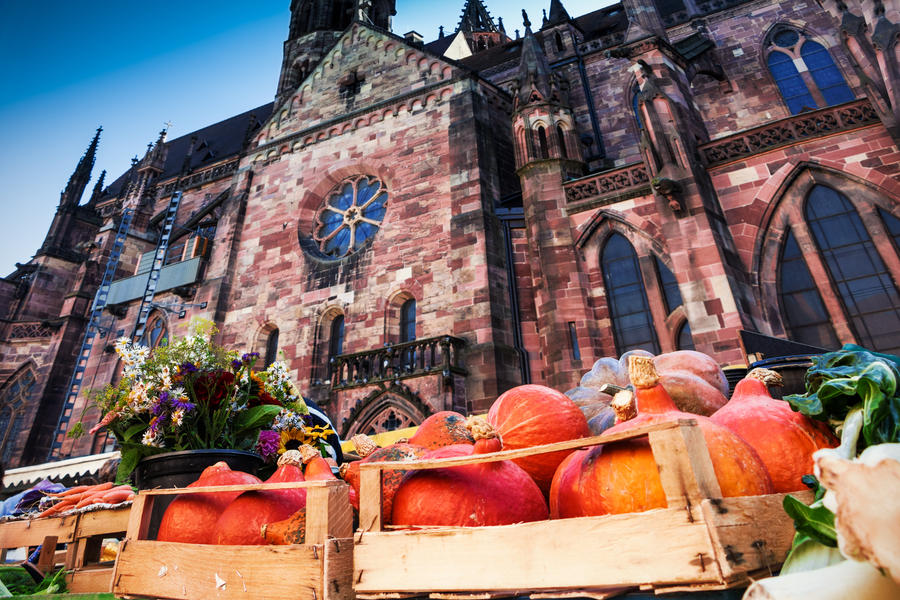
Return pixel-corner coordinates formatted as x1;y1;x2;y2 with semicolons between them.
75;484;133;508
45;484;92;498
96;489;133;505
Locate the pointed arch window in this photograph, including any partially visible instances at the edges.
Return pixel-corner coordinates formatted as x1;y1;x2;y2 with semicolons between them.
778;229;840;348
766;26;853;115
632;83;643;130
141;312;168;349
601;233;660;354
805;185;900;352
537;126;549;159
555;31;565;52
556;124;569;159
676;321;695;351
0;368;36;465
880;208;900;250
399;299;416;343
265;328;280;368
655;257;684;315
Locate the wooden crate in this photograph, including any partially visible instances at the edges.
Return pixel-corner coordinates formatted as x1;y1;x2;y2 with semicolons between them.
112;478;353;600
354;419;810;598
0;505;130;593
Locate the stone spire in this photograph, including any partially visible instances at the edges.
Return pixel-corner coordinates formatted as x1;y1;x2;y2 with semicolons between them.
514;14;556;108
547;0;571;26
88;170;106;205
60;127;101;208
622;0;668;44
457;0;500;33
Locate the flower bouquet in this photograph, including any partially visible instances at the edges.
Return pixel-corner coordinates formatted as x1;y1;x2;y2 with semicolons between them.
70;320;334;482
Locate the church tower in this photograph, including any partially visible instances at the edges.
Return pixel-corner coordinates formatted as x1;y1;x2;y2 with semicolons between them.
39;128;101;257
276;0;396;106
456;0;509;53
512;17;599;390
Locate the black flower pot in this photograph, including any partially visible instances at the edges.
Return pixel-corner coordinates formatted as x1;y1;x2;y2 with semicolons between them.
134;449;264;539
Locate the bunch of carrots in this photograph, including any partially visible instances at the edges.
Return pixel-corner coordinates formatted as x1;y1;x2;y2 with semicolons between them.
35;482;135;518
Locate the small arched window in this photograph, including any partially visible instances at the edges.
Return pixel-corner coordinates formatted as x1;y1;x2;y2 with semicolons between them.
631;83;643;130
325;314;345;379
778;229;840;348
555;31;565;52
676;321;695;351
766;26;853;115
601;233;660;354
655;257;684;315
265;328;280;368
556;124;569;159
537;126;549;159
805;185;900;352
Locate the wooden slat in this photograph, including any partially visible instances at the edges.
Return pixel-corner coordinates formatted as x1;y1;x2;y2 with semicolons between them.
648;421;721;512
113;540;326;600
0;513;79;545
700;492;811;580
359;420;692;472
359;467;383;533
124;492;152;542
324;537;354;600
137;479;336;496
530;588;634;599
35;535;58;573
306;483;353;544
66;566;115;594
73;506;130;537
354;508;719;593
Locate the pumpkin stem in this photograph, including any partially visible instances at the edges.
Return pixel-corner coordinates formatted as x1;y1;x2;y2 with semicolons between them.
338;462;350;479
747;368;784;387
465;416;498;441
629;355;659;388
298;444;321;464
278;449;303;467
351;434;379;458
611;389;637;423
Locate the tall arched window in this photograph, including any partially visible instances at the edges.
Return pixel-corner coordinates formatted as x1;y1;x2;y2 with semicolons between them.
632;83;643;130
399;299;416;343
601;233;660;354
325;314;345;380
805;186;900;352
0;368;36;465
264;328;280;368
537;126;549;159
766;26;853;115
778;229;840;348
676;322;695;351
556;124;569;159
555;32;565;52
880;208;900;250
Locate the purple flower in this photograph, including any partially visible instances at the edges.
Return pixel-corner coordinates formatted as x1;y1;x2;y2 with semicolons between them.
173;397;195;412
242;352;260;364
231;359;243;370
256;430;280;461
179;361;198;374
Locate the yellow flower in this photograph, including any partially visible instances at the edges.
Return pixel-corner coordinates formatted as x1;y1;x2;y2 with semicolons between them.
278;428;307;454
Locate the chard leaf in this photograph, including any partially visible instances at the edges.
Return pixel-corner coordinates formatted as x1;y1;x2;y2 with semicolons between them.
233;405;282;435
783;494;837;548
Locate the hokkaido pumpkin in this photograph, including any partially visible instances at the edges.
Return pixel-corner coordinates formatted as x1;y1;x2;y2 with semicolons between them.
406;411;475;449
261;445;337;545
157;461;261;544
711;368;839;492
550;356;772;518
488;384;591;494
391;418;548;527
340;434;428;521
213;450;306;545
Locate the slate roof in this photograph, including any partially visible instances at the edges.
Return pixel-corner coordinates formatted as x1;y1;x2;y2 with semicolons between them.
103;103;274;198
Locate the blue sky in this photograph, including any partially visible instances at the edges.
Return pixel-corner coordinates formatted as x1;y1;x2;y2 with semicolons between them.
0;0;608;277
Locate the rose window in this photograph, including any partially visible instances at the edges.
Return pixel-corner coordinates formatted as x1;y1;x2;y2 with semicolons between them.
313;175;388;258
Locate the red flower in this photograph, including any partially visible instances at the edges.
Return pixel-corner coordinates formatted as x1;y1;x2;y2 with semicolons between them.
251;391;282;407
192;370;235;409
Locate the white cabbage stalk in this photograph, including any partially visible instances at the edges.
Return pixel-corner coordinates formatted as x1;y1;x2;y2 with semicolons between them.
743;558;900;599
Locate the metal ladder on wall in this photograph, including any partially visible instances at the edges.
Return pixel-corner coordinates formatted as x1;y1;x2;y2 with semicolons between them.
131;191;182;342
48;208;134;460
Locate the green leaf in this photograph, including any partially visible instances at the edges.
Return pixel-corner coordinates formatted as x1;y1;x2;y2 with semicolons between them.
783;495;837;548
123;422;147;442
233;405;282;435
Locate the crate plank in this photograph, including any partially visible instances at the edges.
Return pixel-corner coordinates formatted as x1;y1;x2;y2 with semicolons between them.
113;540;327;600
74;506;129;537
324;538;354;600
0;514;79;545
354;508;718;593
67;566;115;594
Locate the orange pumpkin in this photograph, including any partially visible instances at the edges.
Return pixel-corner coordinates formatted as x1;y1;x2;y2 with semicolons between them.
550;356;772;518
157;461;261;544
391;418;548;527
488;384;591;494
711;368;838;492
407;411;475;449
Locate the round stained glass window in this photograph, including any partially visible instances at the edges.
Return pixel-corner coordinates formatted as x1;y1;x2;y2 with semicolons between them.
314;175;388;258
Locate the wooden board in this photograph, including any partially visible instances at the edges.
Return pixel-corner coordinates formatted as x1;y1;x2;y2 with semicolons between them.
354;508;718;593
73;507;129;537
67;566;115;594
0;513;79;546
113;540;327;600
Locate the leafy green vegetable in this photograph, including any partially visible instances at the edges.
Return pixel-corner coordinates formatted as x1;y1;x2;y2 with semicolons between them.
785;346;900;450
783;493;836;548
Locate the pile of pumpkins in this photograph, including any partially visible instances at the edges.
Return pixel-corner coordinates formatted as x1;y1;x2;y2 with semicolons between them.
159;349;838;544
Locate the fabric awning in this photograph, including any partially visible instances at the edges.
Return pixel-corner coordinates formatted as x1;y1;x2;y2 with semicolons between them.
3;451;120;491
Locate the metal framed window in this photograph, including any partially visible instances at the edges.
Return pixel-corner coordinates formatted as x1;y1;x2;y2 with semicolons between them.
601;233;660;354
314;176;388;258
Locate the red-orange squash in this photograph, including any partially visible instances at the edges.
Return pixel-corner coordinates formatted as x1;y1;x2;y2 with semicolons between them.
550;356;772;518
407;411;475;449
157;461;261;544
213;450;306;545
488;384;591;494
711;368;839;492
391;418;548;527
